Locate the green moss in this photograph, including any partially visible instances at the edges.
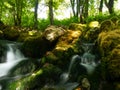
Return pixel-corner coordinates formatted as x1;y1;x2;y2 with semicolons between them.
106;45;120;79
3;28;20;41
69;23;86;31
100;20;114;32
22;35;51;58
98;30;120;56
7;64;62;90
116;20;120;29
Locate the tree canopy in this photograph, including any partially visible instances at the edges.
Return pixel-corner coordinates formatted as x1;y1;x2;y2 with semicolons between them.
0;0;119;28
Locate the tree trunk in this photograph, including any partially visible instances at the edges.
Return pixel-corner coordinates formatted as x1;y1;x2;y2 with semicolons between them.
34;0;39;29
99;0;103;13
104;0;114;14
70;0;76;17
14;0;22;26
84;0;89;18
49;0;54;25
108;0;114;14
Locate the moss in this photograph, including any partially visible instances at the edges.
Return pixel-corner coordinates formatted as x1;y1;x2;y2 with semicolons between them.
7;64;62;90
17;32;29;42
55;30;82;51
22;35;51;58
98;30;120;56
0;30;3;39
3;27;20;41
100;20;114;32
110;16;119;25
116;20;120;29
88;21;100;28
98;30;120;81
69;23;86;31
84;27;100;42
106;45;120;80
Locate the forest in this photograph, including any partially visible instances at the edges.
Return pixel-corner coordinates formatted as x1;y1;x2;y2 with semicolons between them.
0;0;120;90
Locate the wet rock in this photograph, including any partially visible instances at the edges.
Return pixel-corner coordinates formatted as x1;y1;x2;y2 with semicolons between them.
81;78;90;90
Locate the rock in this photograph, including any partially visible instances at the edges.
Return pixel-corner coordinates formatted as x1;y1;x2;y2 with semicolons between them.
41;29;83;70
98;30;120;56
3;27;20;41
88;21;99;28
55;30;82;51
0;30;4;39
97;30;120;80
100;20;114;32
7;64;62;90
43;25;66;42
81;78;90;90
69;23;86;31
22;35;51;58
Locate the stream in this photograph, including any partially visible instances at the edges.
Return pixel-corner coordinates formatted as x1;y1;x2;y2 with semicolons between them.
0;40;36;90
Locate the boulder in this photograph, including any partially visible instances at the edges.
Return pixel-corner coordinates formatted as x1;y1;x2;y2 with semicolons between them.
41;30;83;70
43;25;66;42
97;30;120;80
69;23;86;31
22;35;51;58
7;64;62;90
3;27;20;41
97;30;120;56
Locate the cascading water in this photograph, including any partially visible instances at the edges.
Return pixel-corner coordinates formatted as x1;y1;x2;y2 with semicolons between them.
80;43;97;74
0;44;25;77
60;55;81;84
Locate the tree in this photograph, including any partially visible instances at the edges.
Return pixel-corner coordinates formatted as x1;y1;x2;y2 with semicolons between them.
14;0;23;26
99;0;104;13
34;0;39;28
48;0;54;25
84;0;89;19
104;0;114;14
0;0;3;20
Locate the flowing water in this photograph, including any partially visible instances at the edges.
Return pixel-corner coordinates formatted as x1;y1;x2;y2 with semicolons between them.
0;41;36;90
80;43;97;74
0;44;25;77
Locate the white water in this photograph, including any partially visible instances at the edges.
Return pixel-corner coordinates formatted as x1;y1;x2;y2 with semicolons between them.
60;55;81;84
0;44;25;77
81;52;97;74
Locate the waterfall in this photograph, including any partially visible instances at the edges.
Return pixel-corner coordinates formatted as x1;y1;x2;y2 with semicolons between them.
0;43;25;77
60;55;81;84
80;43;97;74
80;52;96;74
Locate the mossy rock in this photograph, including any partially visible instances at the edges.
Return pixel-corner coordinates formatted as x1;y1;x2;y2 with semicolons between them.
17;32;30;42
55;30;82;51
84;27;100;42
22;35;52;58
97;30;120;56
106;45;120;80
98;30;120;80
116;20;120;29
88;21;100;28
43;25;66;42
69;23;86;31
7;64;62;90
0;30;4;39
110;16;119;25
41;30;83;69
17;31;42;42
3;27;20;41
100;20;114;32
